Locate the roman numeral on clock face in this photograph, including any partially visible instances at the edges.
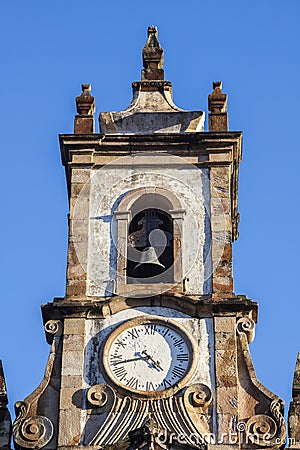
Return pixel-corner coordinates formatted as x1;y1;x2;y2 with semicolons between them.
172;366;185;378
145;381;155;391
162;379;172;389
112;366;127;380
110;354;123;363
177;353;189;362
126;377;139;389
173;338;184;347
144;325;157;335
127;328;139;339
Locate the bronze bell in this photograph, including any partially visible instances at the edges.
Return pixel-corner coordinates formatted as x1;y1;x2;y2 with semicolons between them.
133;247;165;278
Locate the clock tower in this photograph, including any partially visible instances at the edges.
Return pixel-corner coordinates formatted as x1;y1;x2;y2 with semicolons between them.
6;26;291;450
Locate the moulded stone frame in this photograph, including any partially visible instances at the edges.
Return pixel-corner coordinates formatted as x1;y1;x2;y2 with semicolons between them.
113;187;185;296
59;131;243;298
100;315;198;400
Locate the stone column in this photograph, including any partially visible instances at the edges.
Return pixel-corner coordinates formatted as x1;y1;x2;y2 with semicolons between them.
58;318;86;446
114;211;131;294
209;164;233;295
66;169;90;298
214;316;238;443
170;209;185;284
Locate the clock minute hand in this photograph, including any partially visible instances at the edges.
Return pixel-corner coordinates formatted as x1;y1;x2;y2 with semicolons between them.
113;357;144;365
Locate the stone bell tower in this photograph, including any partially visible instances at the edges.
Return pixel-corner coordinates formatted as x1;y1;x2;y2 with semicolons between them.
2;25;294;450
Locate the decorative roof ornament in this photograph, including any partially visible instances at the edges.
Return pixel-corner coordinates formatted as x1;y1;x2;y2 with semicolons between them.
99;26;205;134
0;360;8;407
75;84;95;116
208;81;227;114
142;26;164;80
74;84;95;134
0;360;12;449
208;81;228;131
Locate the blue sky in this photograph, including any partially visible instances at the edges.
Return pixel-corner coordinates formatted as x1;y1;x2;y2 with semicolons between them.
1;0;300;420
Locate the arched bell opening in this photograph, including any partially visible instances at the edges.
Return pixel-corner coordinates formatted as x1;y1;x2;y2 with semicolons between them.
114;187;185;294
126;208;174;283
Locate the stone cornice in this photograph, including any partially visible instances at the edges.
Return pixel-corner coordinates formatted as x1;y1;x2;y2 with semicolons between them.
59;132;242;160
59;132;242;242
42;293;257;329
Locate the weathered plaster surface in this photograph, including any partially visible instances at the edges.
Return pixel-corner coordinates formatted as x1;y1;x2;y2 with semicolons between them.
75;153;212;297
99;81;205;134
100;110;205;134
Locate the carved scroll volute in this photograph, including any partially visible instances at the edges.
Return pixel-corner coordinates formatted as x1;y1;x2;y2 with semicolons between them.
87;384;115;411
245;399;286;448
44;320;63;345
184;383;212;413
13;401;54;449
246;414;277;446
270;399;286;445
237;317;255;343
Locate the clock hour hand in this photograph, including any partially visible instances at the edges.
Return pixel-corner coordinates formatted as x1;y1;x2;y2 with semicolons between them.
141;350;163;371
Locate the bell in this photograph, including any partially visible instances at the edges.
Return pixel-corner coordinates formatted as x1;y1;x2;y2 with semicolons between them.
133;247;165;278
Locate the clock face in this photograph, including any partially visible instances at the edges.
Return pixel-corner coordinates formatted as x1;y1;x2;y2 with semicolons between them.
102;316;196;396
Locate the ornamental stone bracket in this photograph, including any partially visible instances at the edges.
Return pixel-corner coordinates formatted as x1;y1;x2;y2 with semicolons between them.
13;320;63;450
236;317;286;448
244;399;286;448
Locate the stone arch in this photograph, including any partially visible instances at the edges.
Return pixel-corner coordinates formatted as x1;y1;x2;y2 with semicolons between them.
114;187;185;295
116;187;183;213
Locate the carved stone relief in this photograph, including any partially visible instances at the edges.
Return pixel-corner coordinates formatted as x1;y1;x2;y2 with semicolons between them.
236;317;286;448
13;403;53;449
12;320;63;450
84;382;213;448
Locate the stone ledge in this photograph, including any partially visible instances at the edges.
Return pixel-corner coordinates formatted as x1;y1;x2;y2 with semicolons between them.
41;294;258;326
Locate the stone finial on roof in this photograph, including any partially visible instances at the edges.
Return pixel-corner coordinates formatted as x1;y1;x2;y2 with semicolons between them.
76;84;95;116
0;360;8;407
289;353;300;447
99;27;205;134
74;84;95;134
208;81;228;131
142;26;164;81
0;360;12;449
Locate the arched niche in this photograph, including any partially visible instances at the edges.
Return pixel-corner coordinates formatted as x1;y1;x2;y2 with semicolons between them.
114;187;185;296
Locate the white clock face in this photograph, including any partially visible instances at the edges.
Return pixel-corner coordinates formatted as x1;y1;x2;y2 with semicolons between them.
102;317;196;394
